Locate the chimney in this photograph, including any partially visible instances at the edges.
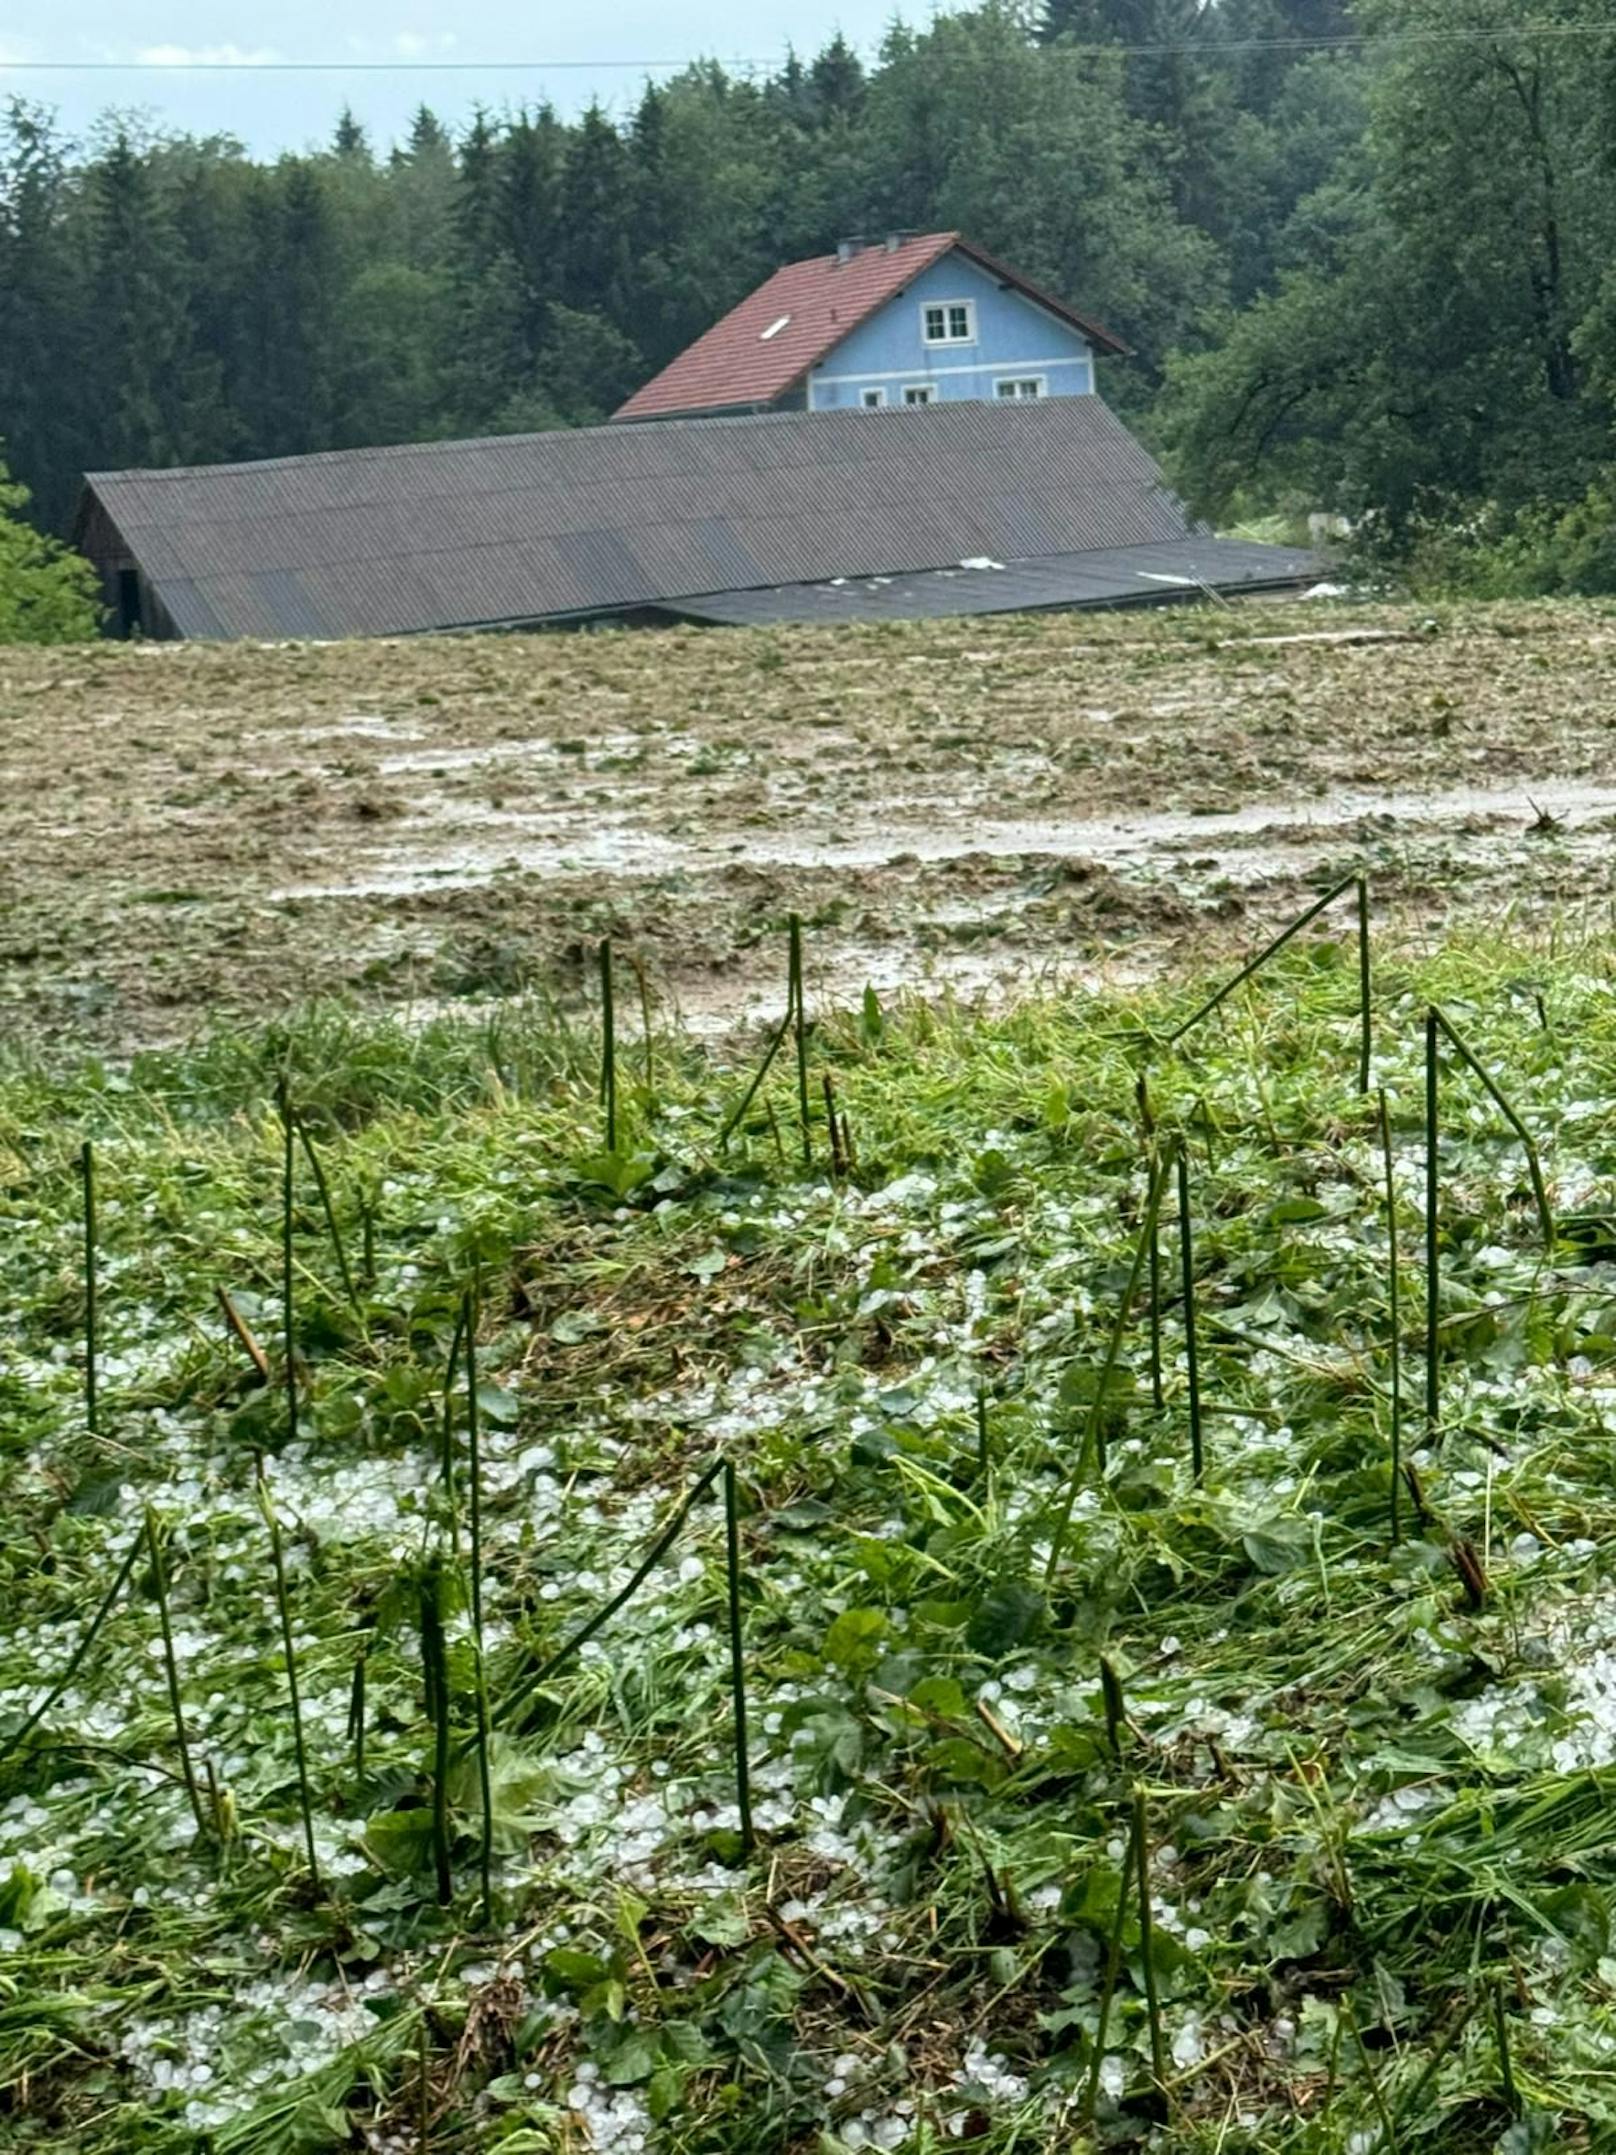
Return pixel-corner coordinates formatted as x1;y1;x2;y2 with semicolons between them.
884;231;903;253
835;236;866;265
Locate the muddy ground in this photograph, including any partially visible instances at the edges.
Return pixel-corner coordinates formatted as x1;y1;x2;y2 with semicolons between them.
5;598;1616;1054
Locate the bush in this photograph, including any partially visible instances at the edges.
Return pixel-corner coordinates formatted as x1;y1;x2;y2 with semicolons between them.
0;454;101;644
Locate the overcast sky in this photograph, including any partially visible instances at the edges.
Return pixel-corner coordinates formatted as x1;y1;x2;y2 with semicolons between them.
0;2;914;155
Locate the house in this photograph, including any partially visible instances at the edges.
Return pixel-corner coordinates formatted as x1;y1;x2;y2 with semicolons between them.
75;400;1319;641
614;231;1127;423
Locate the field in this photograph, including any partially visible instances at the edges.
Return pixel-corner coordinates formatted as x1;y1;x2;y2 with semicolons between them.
6;602;1616;2153
7;600;1616;1052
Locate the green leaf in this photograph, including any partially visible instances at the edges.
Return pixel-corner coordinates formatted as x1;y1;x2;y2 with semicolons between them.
966;1579;1045;1656
475;1381;520;1425
596;2024;657;2086
859;983;885;1045
690;1895;751;1947
824;1607;887;1676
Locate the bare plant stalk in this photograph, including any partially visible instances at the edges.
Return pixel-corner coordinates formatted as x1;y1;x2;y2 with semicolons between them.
789;913;811;1168
145;1508;207;1835
295;1112;362;1316
277;1078;299;1451
1133;1785;1168;2097
81;1139;98;1435
504;1458;725;1730
419;1557;453;1906
260;1476;320;1890
216;1287;270;1384
1377;1087;1403;1545
1099;1655;1126;1761
1432;1006;1555;1248
599;938;618;1153
1168;874;1359;1045
348;1641;368;1780
463;1284;494;1924
1081;1801;1136;2122
0;1532;141;1767
718;1005;794;1150
440;1300;467;1556
1493;1979;1518;2115
1176;1148;1203;1482
723;1461;755;1856
1356;875;1372;1094
1425;1010;1439;1436
1043;1146;1175;1585
627;948;656;1102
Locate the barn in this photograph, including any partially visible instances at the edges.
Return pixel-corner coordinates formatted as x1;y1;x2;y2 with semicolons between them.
76;398;1315;642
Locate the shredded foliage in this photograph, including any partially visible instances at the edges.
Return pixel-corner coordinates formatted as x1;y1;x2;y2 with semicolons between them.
1;933;1613;2152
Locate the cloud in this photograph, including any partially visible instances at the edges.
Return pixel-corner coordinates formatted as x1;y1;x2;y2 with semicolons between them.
135;42;282;66
393;31;459;58
0;37;33;65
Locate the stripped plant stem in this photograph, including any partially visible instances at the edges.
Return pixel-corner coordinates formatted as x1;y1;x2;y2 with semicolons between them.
216;1286;270;1384
1425;1010;1440;1436
627;947;656;1102
1043;1144;1175;1583
1378;1087;1403;1545
599;937;617;1153
503;1457;725;1730
145;1507;207;1836
1177;1145;1204;1482
723;1459;755;1857
295;1111;362;1316
440;1299;467;1555
717;1005;794;1150
463;1284;494;1924
789;913;811;1168
81;1138;97;1435
0;1531;141;1767
1133;1784;1169;2097
259;1475;320;1891
1099;1655;1126;1760
1081;1800;1136;2124
1167;873;1360;1047
1432;1004;1555;1248
1357;874;1372;1095
277;1078;299;1450
419;1556;453;1907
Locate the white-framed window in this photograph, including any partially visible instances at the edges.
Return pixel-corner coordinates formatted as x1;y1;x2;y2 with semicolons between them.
994;376;1046;399
860;386;886;408
921;299;975;345
901;384;935;405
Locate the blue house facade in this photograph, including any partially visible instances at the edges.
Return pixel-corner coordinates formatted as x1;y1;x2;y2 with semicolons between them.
614;232;1127;426
803;250;1097;412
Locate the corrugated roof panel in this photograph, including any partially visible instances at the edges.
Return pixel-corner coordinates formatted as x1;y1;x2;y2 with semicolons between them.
668;538;1321;626
79;402;1313;641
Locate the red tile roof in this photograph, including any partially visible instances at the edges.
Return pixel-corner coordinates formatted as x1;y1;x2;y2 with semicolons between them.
612;232;1128;422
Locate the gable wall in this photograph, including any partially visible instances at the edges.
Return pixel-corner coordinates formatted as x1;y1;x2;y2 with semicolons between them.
804;250;1095;411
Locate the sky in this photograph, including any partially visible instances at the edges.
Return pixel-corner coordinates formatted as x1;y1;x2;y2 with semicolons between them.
0;2;914;155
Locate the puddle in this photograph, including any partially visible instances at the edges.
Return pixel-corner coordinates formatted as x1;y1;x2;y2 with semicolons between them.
266;777;1616;904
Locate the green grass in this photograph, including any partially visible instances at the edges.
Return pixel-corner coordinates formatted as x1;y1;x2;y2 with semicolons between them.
3;935;1616;2152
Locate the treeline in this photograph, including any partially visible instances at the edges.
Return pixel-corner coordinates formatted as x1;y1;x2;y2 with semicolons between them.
1;2;1354;532
5;0;1616;593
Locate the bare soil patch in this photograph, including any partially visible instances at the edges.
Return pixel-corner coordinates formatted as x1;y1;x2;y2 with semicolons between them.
5;598;1616;1050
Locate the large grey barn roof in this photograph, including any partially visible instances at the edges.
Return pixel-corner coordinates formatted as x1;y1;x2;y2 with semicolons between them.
79;400;1244;641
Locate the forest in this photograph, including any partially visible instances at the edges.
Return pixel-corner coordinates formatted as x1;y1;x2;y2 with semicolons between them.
4;0;1616;592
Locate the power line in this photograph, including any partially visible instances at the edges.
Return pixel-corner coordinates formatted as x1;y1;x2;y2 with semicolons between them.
6;20;1616;72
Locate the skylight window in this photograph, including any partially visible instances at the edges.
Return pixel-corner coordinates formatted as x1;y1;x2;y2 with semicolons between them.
759;314;791;341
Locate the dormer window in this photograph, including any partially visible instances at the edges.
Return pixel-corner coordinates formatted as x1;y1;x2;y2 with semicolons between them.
922;300;975;345
759;314;791;341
